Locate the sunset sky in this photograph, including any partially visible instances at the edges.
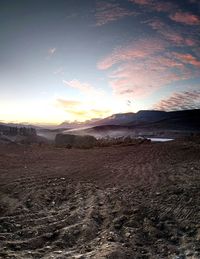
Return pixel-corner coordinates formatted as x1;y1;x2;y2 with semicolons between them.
0;0;200;124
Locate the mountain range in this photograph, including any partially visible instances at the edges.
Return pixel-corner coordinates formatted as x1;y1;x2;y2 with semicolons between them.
60;109;200;131
1;109;200;140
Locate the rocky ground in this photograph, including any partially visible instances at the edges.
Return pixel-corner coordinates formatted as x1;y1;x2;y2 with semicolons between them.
0;140;200;258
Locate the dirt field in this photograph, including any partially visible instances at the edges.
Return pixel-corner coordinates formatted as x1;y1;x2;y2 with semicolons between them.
0;141;200;259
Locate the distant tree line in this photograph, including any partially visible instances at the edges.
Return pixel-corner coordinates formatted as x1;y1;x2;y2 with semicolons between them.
0;126;36;136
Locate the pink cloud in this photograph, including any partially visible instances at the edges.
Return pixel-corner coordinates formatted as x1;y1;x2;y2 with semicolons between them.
129;0;176;13
97;36;199;100
63;79;94;92
148;20;198;47
97;13;200;100
130;0;200;28
153;2;175;12
132;0;149;4
63;79;105;98
95;1;135;26
170;12;200;25
154;91;200;111
173;52;200;67
108;58;190;100
97;38;166;70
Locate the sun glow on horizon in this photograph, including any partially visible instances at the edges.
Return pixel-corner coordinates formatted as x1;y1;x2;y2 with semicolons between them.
0;92;144;125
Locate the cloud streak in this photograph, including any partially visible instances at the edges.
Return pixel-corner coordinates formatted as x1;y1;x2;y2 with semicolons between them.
56;99;81;109
173;52;200;67
148;20;198;47
130;0;200;26
129;0;176;13
63;79;94;93
108;59;190;100
56;98;111;121
95;1;135;26
63;79;105;99
48;47;56;56
97;34;200;100
98;38;166;70
170;12;200;25
154;90;200;111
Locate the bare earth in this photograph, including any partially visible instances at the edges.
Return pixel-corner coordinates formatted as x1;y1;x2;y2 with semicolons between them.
0;141;200;259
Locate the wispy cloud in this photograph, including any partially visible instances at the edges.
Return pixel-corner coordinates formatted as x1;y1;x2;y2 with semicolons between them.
130;0;200;27
48;47;56;56
63;79;94;93
154;90;200;111
108;59;188;99
67;109;110;119
54;67;64;76
56;98;111;121
129;0;176;13
173;52;200;68
148;20;198;47
95;1;135;26
97;38;166;70
170;12;200;25
97;34;200;100
56;99;81;108
63;79;105;99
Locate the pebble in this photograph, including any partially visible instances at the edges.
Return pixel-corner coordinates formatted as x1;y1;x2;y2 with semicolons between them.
55;250;62;254
15;224;21;228
185;250;193;256
125;232;131;238
107;236;114;242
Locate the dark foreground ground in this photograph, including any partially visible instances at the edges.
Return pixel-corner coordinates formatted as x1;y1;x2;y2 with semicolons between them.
0;140;200;259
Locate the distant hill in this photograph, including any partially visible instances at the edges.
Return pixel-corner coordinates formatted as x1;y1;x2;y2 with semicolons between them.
90;112;136;126
125;109;200;130
64;109;200;138
78;109;200;129
59;109;200;129
91;109;200;129
2;109;199;141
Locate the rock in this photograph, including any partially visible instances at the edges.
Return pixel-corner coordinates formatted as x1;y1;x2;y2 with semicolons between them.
125;232;131;238
107;236;115;242
55;250;63;254
185;250;193;256
15;224;21;228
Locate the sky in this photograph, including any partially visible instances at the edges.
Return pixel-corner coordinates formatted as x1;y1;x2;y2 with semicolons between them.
0;0;200;124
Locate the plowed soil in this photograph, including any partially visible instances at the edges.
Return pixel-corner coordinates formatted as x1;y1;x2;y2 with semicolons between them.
0;141;200;259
